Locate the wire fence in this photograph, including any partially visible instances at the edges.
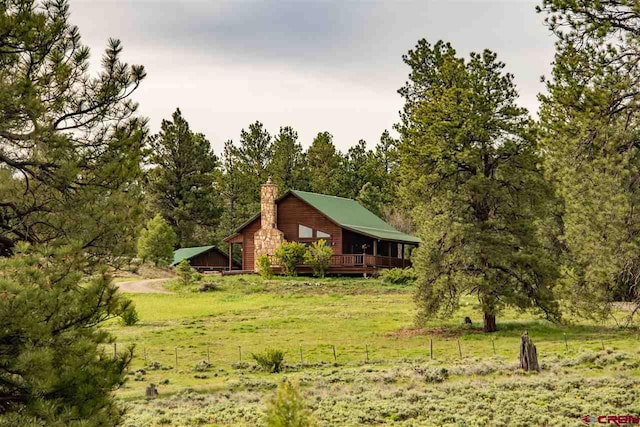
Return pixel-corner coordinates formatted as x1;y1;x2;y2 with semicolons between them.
110;332;640;373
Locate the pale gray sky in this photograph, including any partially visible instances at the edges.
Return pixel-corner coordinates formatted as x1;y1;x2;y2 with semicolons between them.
71;0;555;153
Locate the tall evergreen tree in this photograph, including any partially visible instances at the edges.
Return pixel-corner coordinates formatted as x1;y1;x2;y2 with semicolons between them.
398;40;560;332
538;0;640;319
306;131;342;195
0;0;147;261
340;140;386;199
216;140;259;241
237;121;272;199
146;108;221;247
268;126;308;192
0;0;144;424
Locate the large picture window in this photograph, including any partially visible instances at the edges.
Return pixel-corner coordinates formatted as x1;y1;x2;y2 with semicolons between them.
298;224;313;238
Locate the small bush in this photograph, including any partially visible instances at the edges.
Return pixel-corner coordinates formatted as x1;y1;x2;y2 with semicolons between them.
265;380;316;427
257;254;274;279
120;301;139;326
175;259;194;286
252;349;285;373
380;267;417;285
194;360;213;372
422;367;449;383
275;242;307;276
192;272;204;282
198;282;218;292
305;239;333;278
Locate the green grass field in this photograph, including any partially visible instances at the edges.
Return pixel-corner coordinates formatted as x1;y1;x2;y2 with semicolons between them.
109;275;640;426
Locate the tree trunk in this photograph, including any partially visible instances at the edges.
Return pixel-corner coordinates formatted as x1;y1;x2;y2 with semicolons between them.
519;332;540;372
483;312;497;332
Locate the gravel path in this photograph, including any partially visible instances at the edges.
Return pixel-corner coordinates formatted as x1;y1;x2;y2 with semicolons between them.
115;278;172;294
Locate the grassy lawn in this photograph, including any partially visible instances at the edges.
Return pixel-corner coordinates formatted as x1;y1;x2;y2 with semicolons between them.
109;275;640;426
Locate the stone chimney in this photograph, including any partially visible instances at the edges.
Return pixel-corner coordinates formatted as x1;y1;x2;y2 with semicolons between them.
253;177;284;270
260;177;278;228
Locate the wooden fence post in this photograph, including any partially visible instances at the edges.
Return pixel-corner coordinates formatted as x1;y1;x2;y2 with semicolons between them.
113;343;117;358
429;339;433;360
175;347;178;368
332;345;337;362
299;345;303;364
207;345;210;363
238;346;242;362
457;339;462;359
564;333;568;353
491;337;496;355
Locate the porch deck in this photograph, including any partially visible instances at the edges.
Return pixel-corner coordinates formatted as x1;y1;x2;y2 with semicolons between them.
269;254;411;275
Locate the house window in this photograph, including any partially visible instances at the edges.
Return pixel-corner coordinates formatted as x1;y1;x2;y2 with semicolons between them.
317;230;330;238
298;224;313;238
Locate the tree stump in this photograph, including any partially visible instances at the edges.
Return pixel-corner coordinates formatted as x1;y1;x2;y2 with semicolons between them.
464;317;472;325
145;384;159;399
519;331;540;372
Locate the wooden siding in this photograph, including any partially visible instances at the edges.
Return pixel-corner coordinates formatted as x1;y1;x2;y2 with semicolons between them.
241;216;262;271
276;194;343;253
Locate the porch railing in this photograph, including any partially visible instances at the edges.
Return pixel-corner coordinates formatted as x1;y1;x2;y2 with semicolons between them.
268;254;410;269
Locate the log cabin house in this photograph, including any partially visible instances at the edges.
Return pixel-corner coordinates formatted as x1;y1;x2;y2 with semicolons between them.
224;179;420;275
171;245;239;272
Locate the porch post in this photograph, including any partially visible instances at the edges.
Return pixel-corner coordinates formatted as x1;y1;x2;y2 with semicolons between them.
401;243;405;268
228;242;232;271
373;240;377;256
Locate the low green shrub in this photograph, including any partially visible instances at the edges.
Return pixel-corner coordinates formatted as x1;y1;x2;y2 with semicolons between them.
257;254;274;279
265;380;316;427
252;349;285;373
275;242;307;276
305;239;332;278
380;267;417;285
120;301;139;326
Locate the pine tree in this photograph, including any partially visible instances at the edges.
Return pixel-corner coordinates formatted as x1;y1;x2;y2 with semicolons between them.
146;108;222;247
398;40;560;332
0;0;147;261
538;0;640;319
268;126;308;192
237;121;272;198
306;132;342;195
0;244;134;426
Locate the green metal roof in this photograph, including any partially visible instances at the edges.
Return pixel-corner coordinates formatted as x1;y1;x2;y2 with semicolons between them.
171;245;216;266
290;190;420;244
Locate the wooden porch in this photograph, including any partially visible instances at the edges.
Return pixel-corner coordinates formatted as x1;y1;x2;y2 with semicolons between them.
267;253;411;275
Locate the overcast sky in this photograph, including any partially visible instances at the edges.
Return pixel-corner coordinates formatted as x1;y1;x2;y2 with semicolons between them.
71;0;556;153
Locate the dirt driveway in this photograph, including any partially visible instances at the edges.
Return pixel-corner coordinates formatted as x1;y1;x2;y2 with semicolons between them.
115;278;172;294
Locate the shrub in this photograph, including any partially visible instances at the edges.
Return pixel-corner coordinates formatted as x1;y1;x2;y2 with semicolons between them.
380;267;417;285
198;282;218;292
265;380;316;427
175;259;194;286
422;367;449;383
257;254;274;279
252;349;286;373
275;242;307;276
194;361;212;372
120;301;139;326
305;239;333;278
192;272;204;282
